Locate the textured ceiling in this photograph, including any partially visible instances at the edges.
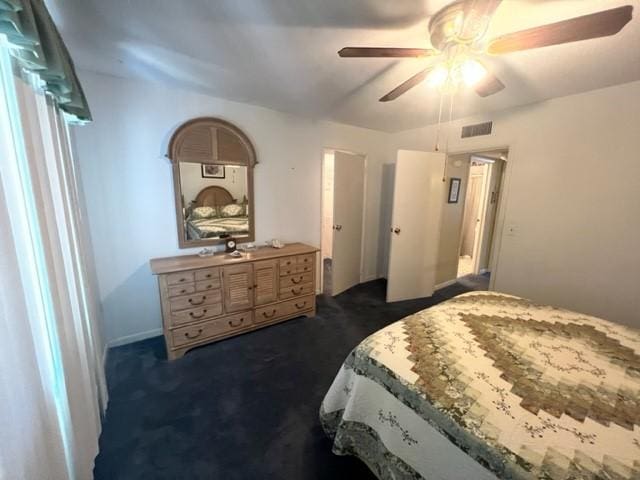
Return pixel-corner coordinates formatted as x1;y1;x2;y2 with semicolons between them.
49;0;640;132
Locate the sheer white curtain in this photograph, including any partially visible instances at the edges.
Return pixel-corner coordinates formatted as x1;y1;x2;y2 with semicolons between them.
0;42;106;480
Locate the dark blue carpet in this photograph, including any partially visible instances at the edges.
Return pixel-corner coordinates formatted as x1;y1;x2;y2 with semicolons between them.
94;279;474;479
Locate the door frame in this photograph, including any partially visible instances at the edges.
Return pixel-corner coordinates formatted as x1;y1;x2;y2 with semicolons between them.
471;162;491;275
319;147;368;294
446;145;511;291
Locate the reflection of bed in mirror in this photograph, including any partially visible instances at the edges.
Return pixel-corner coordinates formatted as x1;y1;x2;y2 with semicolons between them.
185;186;250;240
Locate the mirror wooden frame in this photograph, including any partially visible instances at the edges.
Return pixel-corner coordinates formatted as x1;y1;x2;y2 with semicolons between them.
167;117;257;249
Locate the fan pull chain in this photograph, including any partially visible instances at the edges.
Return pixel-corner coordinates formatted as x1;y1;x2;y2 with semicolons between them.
442;91;455;181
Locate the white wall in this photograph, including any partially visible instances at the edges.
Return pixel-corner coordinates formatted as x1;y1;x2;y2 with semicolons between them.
74;70;640;345
390;81;640;328
72;71;392;345
179;163;248;205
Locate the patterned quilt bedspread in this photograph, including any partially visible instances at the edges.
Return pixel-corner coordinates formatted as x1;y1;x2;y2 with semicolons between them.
320;292;640;480
186;216;249;239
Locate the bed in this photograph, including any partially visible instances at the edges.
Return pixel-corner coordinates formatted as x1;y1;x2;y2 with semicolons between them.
185;186;249;240
320;291;640;480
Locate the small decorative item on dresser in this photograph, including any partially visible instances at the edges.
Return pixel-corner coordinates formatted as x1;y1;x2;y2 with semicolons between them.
270;238;284;249
225;237;237;253
239;242;257;252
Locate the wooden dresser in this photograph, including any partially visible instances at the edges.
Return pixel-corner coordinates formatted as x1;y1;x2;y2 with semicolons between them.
150;243;318;360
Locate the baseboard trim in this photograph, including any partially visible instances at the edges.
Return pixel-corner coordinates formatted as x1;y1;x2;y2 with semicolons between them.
107;328;163;348
361;273;380;283
435;279;457;291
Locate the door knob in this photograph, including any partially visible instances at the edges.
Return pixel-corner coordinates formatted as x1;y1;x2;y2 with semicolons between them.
392;227;401;235
334;225;342;231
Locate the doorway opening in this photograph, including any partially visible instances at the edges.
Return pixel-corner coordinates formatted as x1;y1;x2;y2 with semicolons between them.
321;149;366;296
456;150;508;287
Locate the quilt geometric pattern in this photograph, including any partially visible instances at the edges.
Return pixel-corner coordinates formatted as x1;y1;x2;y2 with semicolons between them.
372;292;640;479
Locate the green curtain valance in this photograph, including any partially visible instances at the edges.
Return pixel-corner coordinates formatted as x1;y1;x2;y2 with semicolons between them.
0;0;91;122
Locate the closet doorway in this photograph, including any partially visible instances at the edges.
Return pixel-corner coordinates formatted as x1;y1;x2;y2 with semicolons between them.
457;151;507;283
321;149;366;296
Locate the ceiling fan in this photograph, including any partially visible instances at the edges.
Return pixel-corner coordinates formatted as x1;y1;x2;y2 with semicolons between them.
338;0;633;102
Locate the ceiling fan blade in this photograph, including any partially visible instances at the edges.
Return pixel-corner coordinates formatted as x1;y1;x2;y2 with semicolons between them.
461;0;502;38
475;72;505;97
463;0;503;22
338;47;436;58
487;5;633;54
379;68;431;102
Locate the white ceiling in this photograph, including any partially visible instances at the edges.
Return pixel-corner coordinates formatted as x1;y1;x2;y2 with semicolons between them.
49;0;640;132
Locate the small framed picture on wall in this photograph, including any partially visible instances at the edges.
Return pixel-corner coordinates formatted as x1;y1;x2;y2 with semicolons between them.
201;164;225;179
448;178;461;203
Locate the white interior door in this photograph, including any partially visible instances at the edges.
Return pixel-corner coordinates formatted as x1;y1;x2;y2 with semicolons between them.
332;151;365;296
471;163;490;274
387;150;445;302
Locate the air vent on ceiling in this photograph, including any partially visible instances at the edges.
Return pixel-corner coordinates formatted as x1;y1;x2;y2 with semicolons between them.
461;121;492;138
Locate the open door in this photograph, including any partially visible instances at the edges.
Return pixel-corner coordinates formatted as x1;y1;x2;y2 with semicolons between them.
387;150;445;302
332;151;365;296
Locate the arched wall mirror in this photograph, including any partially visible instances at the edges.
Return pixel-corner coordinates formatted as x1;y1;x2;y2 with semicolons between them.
168;118;257;248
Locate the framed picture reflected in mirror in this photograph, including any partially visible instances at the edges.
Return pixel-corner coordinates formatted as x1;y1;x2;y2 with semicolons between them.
201;164;225;179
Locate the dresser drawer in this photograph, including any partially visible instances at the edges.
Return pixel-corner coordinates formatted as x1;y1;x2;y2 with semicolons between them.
167;284;196;298
281;294;314;316
166;271;195;286
278;256;296;271
170;303;223;326
171;317;227;348
222;311;254;332
296;254;314;266
195;279;221;292
170;289;222;312
279;263;313;276
279;272;313;289
255;295;314;324
278;254;314;273
171;311;253;347
195;267;221;283
279;283;314;300
254;303;286;324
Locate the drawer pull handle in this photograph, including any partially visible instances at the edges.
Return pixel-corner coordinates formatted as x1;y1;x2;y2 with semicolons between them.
189;296;206;306
291;287;303;294
180;289;187;294
229;318;244;328
303;258;309;263
206;273;212;278
179;278;186;283
184;328;203;339
189;309;207;319
295;302;307;309
291;276;303;284
262;309;277;319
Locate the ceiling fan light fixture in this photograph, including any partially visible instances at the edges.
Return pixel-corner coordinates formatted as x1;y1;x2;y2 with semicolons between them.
426;65;449;87
459;59;487;86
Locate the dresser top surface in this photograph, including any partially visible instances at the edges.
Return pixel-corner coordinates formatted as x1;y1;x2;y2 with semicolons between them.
150;242;319;274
